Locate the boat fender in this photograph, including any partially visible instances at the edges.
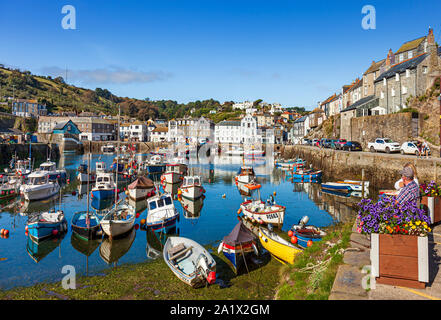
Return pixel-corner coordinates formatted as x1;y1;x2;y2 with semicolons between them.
237;208;242;214
217;241;223;254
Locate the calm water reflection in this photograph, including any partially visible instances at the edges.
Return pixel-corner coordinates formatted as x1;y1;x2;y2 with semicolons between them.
0;153;360;290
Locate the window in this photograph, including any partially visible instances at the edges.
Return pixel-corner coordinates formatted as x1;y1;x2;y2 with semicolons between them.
423;66;428;74
406;69;410;78
391;88;395;97
408;51;413;59
395;73;399;81
399;54;404;62
380;91;384;99
383;78;387;86
149;201;157;210
402;86;407;94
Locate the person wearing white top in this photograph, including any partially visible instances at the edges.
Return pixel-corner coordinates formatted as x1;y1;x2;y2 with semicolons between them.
395;163;419;191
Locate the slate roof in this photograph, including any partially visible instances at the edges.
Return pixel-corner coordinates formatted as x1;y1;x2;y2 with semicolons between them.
53;121;69;130
294;116;307;123
217;120;241;126
340;95;377;113
395;36;426;55
364;59;386;75
375;53;428;83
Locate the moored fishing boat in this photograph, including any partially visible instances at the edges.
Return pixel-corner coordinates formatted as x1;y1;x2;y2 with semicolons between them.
244;149;265;158
239;183;285;228
258;226;302;264
235;166;256;184
163;236;216;288
101;144;116;153
161;164;186;184
91;172;116;201
177;176;205;200
143;154;166;174
77;163;96;184
146;193;179;232
100;201;136;239
321;182;352;193
36;159;67;182
289;169;322;181
20;172;60;201
26;210;68;242
289;216;327;249
217;221;259;273
127;176;155;201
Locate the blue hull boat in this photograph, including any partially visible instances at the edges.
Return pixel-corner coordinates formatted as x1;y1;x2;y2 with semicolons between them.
290;171;322;180
290;223;327;249
71;211;102;240
321;182;352;193
91;189;115;201
148;215;179;233
27;211;68;242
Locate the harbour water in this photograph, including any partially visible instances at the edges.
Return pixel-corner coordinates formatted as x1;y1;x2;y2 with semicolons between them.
0;153;362;290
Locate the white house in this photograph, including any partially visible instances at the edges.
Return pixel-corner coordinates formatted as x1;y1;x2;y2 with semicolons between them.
241;114;259;144
214;120;241;144
129;121;148;142
232;101;253;110
150;127;168;143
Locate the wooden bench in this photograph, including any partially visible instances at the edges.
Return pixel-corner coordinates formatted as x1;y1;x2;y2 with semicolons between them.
168;243;193;262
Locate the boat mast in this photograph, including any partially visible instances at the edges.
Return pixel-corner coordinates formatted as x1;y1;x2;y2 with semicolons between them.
115;105;120;208
87;153;90;218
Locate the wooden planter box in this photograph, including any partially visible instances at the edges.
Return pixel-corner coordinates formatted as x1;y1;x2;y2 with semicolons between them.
421;196;441;225
371;233;429;289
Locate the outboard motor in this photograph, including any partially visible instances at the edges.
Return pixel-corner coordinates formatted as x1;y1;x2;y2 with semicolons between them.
267;223;274;232
299;216;309;228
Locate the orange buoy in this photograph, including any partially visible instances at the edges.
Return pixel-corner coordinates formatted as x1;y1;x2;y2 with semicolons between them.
307;240;313;247
25;226;29;232
287;230;293;237
291;236;298;244
3;230;9;237
140;219;146;225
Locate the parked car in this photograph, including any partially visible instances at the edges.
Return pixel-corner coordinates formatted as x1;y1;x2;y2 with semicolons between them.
301;138;310;145
322;139;333;148
312;138;319;146
400;141;431;156
341;141;363;152
332;139;347;150
367;138;401;154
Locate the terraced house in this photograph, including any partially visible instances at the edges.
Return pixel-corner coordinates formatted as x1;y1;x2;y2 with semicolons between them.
374;29;441;114
12;99;47;118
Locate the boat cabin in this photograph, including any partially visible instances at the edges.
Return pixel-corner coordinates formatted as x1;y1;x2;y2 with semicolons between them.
96;162;107;172
166;164;183;174
15;159;31;174
39;161;56;172
238;166;255;176
182;176;201;187
149;155;163;164
27;172;50;185
148;194;174;212
95;173;115;189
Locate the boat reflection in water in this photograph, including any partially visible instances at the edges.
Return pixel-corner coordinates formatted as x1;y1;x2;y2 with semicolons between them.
70;233;101;275
179;196;204;221
26;233;65;263
161;182;182;199
91;196;114;211
236;181;253;197
19;194;59;215
99;227;136;265
145;226;179;260
127;197;148;215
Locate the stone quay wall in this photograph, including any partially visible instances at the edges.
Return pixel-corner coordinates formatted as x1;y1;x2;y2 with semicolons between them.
282;145;441;189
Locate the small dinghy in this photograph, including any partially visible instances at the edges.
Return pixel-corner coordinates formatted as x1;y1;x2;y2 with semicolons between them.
289;216;327;249
289;169;322;181
163;236;216;288
322;180;369;193
100;201;135;239
27;210;68;242
258;225;302;265
218;221;259;273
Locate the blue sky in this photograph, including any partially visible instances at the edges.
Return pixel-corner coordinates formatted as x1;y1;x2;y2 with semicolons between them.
1;0;440;110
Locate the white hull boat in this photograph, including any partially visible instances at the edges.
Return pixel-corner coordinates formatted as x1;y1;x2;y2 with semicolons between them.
20;172;60;201
100;202;135;238
163;236;216;288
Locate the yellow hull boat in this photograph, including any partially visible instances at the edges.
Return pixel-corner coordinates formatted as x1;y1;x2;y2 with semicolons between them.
258;227;302;264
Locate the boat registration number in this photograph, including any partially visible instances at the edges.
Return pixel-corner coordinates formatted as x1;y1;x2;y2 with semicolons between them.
266;213;278;220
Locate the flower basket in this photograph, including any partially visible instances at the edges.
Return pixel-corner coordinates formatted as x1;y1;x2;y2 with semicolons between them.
420;181;441;225
357;197;431;289
421;196;441;225
370;233;428;289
